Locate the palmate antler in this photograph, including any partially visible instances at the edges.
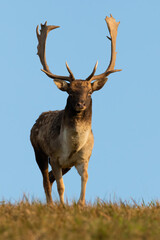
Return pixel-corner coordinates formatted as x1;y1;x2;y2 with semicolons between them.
86;14;121;82
36;22;75;82
36;15;121;83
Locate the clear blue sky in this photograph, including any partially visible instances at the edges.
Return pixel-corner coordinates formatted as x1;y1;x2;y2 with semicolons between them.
1;0;160;204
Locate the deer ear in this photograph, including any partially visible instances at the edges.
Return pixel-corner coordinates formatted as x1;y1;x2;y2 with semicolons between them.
54;79;70;92
91;78;108;92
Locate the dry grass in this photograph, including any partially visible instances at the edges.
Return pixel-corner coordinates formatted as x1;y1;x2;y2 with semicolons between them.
0;198;160;240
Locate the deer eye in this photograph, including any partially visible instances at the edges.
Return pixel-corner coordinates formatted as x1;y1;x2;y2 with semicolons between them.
88;90;92;96
69;91;74;97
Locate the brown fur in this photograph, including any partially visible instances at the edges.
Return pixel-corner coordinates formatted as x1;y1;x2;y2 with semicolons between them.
30;81;96;205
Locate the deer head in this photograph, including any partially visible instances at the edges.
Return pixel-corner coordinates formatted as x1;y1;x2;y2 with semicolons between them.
36;15;121;112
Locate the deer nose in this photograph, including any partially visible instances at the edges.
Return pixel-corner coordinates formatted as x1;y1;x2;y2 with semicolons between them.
76;101;85;109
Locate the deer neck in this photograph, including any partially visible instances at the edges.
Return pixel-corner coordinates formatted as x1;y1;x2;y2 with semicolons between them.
58;99;92;158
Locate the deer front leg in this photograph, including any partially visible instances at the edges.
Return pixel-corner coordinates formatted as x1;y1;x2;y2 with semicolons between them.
50;161;65;205
76;164;88;206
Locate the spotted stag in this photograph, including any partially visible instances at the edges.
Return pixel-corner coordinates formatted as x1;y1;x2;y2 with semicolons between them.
30;15;121;206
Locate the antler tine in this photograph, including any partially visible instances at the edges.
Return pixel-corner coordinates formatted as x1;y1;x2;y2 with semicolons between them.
36;22;73;82
65;62;75;81
86;61;98;81
88;15;121;82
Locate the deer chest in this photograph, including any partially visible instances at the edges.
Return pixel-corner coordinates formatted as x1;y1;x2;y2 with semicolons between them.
58;124;91;166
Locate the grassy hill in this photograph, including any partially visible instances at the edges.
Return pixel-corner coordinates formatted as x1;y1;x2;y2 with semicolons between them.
0;199;160;240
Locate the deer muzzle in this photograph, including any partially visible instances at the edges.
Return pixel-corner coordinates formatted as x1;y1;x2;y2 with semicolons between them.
76;100;86;111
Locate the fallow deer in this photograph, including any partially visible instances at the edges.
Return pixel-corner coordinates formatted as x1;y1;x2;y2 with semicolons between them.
30;14;121;206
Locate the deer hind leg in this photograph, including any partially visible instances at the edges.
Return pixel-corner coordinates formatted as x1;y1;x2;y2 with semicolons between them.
34;150;52;204
76;164;88;206
49;168;71;186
